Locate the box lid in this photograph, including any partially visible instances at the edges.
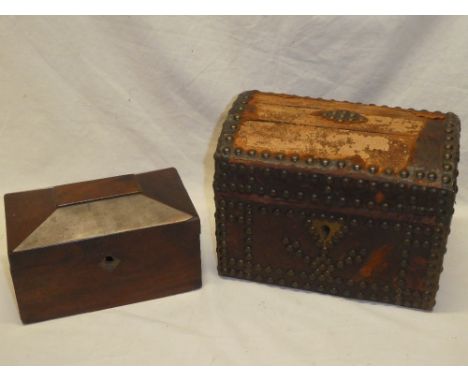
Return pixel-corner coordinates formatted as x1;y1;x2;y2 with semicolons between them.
5;168;199;255
214;91;460;224
216;91;460;191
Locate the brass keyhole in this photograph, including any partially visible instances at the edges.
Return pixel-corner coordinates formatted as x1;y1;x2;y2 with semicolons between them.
99;255;120;271
321;224;331;239
105;256;115;263
309;219;343;250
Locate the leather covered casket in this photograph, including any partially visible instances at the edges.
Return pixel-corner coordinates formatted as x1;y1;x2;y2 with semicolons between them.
213;90;460;310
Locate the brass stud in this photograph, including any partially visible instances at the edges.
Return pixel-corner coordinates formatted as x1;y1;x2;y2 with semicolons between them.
427;172;437;181
442;175;451;184
400;170;409;178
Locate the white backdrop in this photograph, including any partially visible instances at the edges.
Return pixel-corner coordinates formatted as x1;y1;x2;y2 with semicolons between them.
0;16;467;365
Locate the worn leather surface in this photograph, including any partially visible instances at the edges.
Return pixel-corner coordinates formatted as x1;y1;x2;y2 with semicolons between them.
0;16;467;365
234;92;447;173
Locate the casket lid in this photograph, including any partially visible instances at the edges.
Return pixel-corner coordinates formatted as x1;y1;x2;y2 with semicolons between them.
216;91;460;191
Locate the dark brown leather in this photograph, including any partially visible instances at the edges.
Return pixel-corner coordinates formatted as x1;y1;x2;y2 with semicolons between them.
213;90;460;310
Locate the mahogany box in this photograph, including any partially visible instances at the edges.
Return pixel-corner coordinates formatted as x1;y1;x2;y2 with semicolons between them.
4;168;201;323
213;90;460;310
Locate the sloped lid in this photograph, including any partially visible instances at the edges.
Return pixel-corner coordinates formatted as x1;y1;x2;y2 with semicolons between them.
14;194;192;252
5;168;198;254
